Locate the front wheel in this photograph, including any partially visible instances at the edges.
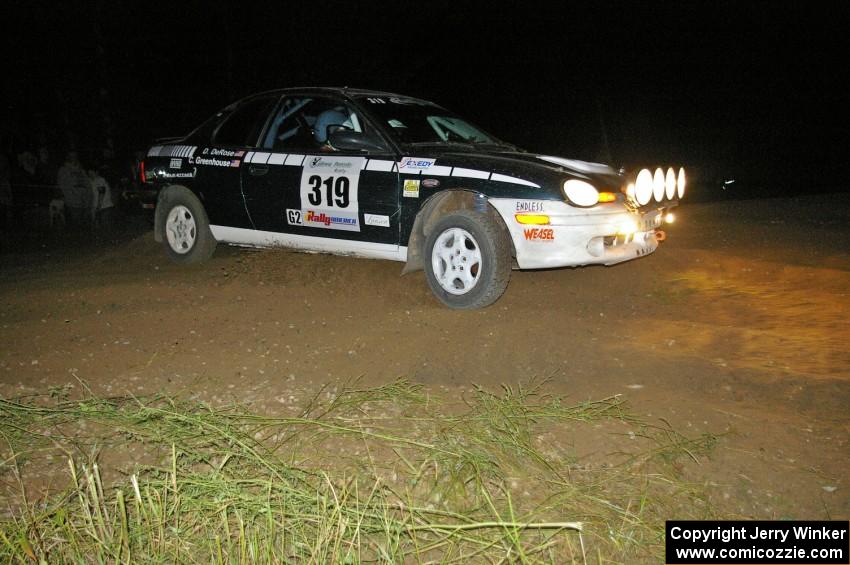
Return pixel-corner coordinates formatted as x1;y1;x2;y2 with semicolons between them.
424;210;511;309
158;189;217;264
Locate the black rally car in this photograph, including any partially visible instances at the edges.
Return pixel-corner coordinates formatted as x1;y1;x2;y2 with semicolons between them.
145;87;683;309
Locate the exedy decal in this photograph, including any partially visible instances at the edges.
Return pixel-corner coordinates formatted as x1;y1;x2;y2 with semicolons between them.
398;157;435;171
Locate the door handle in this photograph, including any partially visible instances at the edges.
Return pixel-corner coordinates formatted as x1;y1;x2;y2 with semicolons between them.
249;164;269;176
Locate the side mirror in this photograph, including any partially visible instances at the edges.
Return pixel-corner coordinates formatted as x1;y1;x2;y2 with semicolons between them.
328;130;389;152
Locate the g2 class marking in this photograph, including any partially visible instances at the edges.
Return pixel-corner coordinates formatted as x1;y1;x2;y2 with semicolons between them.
286;209;303;226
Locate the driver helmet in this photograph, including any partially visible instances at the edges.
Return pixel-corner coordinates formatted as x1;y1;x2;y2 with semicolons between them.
313;109;352;143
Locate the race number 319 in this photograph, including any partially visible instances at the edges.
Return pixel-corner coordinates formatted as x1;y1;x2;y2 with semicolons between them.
299;156;364;232
306;175;350;208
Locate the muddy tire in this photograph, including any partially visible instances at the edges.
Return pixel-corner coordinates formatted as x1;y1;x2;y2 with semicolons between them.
424;210;511;309
158;189;217;264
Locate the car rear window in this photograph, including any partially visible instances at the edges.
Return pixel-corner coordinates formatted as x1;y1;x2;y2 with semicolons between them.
213;96;278;147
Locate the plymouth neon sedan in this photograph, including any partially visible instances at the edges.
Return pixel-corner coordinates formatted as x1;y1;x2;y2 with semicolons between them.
144;87;683;309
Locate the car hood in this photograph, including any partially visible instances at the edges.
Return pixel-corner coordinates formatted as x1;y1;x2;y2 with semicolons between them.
406;146;623;192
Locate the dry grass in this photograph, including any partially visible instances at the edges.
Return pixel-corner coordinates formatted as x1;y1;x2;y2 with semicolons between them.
0;378;718;563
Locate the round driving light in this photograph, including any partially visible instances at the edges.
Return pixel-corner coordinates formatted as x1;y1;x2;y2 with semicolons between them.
563;179;599;207
665;167;676;200
677;167;686;199
635;169;653;206
653;168;665;202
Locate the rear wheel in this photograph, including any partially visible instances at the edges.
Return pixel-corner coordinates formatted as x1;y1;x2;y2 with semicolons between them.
159;190;217;264
424;210;511;309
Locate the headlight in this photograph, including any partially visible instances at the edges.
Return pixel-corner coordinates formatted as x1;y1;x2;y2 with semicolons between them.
563;179;599;207
653;168;665;202
618;218;638;234
635;168;653;205
665;167;676;200
677;167;686;199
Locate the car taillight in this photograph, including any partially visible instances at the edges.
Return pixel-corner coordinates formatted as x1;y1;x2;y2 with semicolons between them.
140;160;146;184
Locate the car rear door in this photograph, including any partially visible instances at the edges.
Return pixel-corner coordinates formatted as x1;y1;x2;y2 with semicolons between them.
192;94;280;229
241;94;401;247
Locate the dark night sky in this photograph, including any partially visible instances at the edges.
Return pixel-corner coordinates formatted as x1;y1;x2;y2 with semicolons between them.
3;1;849;197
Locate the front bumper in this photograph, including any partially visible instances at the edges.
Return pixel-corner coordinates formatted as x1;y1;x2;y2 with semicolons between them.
489;198;670;269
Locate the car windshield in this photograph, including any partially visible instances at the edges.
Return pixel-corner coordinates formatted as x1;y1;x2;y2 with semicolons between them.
357;96;513;148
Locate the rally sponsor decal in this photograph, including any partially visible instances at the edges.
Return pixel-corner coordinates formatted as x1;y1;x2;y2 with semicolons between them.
159;168;196;179
169;158;182;169
523;227;555;241
364;213;390;227
403;179;420;198
299;155;364;232
304;210;358;229
515;200;545;213
398;157;435;171
421;178;440;188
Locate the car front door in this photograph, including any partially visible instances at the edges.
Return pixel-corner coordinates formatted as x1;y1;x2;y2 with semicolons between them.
241;94;401;248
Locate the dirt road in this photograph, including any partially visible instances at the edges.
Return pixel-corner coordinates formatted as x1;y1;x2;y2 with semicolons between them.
1;195;848;519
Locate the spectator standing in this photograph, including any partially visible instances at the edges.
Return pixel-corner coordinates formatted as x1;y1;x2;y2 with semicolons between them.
56;151;92;230
89;166;114;230
12;150;42;209
36;146;59;199
0;153;12;231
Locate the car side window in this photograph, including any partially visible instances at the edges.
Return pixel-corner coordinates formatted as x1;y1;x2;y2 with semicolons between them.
213;95;279;147
261;96;381;152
